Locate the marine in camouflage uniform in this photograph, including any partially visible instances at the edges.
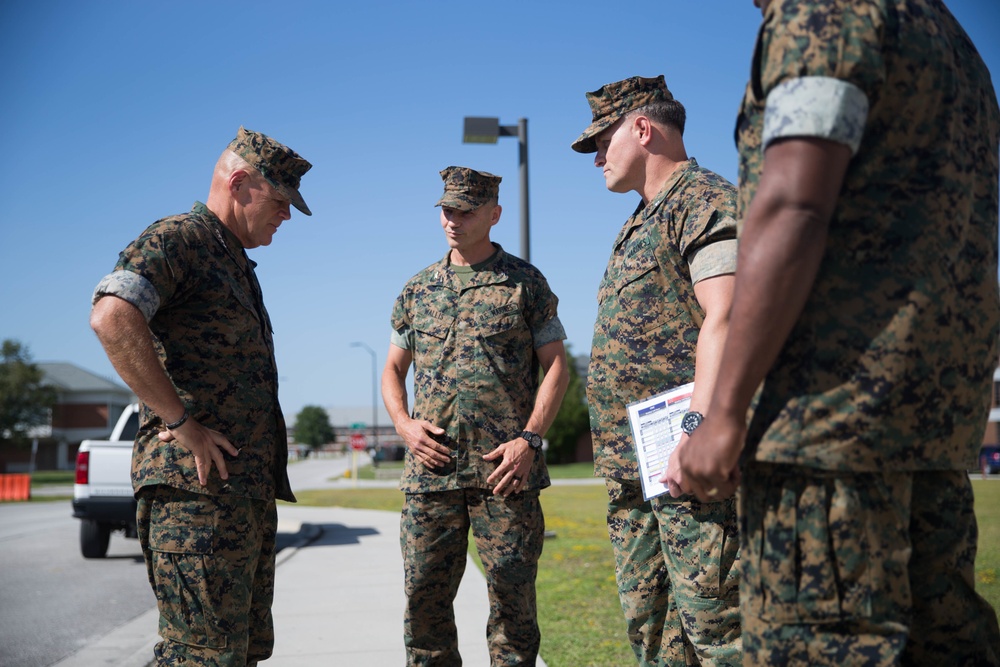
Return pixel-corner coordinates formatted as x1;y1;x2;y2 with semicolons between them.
90;127;311;666
382;166;569;666
676;1;1000;664
572;76;741;666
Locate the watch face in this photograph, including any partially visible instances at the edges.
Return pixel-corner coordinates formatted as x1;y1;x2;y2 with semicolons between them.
681;411;703;435
522;431;542;449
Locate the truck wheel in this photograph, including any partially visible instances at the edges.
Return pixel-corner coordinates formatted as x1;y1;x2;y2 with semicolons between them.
81;520;111;559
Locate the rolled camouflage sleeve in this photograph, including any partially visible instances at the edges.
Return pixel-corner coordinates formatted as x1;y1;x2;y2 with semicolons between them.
389;288;416;350
390;291;411;334
673;166;738;285
92;270;161;322
524;274;563;348
390;327;414;350
96;220;192;320
689;238;737;285
532;315;567;349
764;77;868;155
758;1;884;154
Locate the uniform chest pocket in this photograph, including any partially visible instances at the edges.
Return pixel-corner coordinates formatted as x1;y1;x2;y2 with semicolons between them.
613;245;681;334
412;312;455;363
617;244;660;292
413;312;454;340
188;278;264;349
229;281;257;316
477;311;531;375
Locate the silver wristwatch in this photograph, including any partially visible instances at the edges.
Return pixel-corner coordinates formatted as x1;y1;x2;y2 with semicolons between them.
680;411;704;435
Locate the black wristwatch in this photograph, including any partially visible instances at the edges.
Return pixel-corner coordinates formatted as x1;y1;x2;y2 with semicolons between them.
680;411;704;435
519;430;543;450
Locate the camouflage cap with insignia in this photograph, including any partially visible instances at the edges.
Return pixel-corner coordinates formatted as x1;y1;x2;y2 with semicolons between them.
571;75;674;154
434;166;502;211
228;126;313;216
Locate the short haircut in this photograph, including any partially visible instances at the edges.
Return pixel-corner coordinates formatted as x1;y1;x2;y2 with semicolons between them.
627;99;687;136
218;149;259;181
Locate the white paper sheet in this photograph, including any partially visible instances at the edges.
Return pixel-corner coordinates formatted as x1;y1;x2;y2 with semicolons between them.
626;382;694;500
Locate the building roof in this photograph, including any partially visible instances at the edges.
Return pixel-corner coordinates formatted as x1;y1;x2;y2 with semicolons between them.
37;362;130;393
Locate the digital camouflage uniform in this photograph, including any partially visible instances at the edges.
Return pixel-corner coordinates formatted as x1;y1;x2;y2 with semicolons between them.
391;167;566;667
736;1;1000;664
92;127;310;666
573;76;741;667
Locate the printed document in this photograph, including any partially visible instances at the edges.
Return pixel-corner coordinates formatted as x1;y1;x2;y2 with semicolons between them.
626;382;694;500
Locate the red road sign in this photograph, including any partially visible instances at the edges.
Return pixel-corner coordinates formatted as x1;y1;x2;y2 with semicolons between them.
350;433;367;451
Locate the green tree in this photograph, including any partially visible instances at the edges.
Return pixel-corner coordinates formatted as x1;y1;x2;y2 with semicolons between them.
545;347;590;464
294;405;334;449
0;339;58;446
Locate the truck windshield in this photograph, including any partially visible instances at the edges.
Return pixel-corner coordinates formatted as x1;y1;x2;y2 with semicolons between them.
119;412;140;441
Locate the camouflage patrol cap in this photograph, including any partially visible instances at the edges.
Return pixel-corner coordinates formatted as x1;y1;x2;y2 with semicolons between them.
571;75;675;153
228;126;313;216
434;166;502;212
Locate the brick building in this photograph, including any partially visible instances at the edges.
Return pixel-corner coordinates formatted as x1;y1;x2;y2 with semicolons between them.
984;366;1000;448
0;363;134;473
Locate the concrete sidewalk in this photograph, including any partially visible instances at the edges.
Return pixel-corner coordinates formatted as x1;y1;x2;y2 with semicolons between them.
268;504;510;666
53;457;554;666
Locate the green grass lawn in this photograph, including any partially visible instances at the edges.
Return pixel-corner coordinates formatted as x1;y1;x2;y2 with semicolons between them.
293;469;1000;667
30;470;75;486
973;479;1000;611
534;483;633;666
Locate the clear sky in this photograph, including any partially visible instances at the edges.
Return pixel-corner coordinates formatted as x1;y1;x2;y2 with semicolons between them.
2;0;998;421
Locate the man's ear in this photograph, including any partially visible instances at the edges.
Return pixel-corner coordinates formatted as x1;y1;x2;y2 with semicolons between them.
229;169;250;195
633;116;654;146
490;204;502;226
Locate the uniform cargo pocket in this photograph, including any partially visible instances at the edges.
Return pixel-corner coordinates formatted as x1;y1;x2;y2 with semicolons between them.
754;476;873;624
147;503;225;649
148;521;214;555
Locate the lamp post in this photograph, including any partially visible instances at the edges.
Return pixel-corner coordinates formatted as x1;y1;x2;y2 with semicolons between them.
349;341;378;461
462;116;530;263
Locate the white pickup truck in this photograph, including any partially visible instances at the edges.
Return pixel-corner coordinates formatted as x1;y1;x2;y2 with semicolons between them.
72;403;139;558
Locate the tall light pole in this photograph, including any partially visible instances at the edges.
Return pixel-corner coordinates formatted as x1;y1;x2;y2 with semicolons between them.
462;116;530;263
349;342;378;459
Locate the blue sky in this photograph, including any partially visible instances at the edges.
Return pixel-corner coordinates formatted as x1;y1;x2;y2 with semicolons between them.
2;0;998;421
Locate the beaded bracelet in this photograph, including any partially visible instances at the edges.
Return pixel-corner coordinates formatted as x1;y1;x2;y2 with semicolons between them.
164;411;189;430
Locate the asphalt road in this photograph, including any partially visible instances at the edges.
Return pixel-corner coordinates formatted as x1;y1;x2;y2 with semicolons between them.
0;500;154;667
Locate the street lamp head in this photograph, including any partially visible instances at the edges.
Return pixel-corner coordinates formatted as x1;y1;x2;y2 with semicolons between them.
463;117;500;144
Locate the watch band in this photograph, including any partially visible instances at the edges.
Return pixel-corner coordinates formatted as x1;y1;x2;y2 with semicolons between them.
164;411;189;430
